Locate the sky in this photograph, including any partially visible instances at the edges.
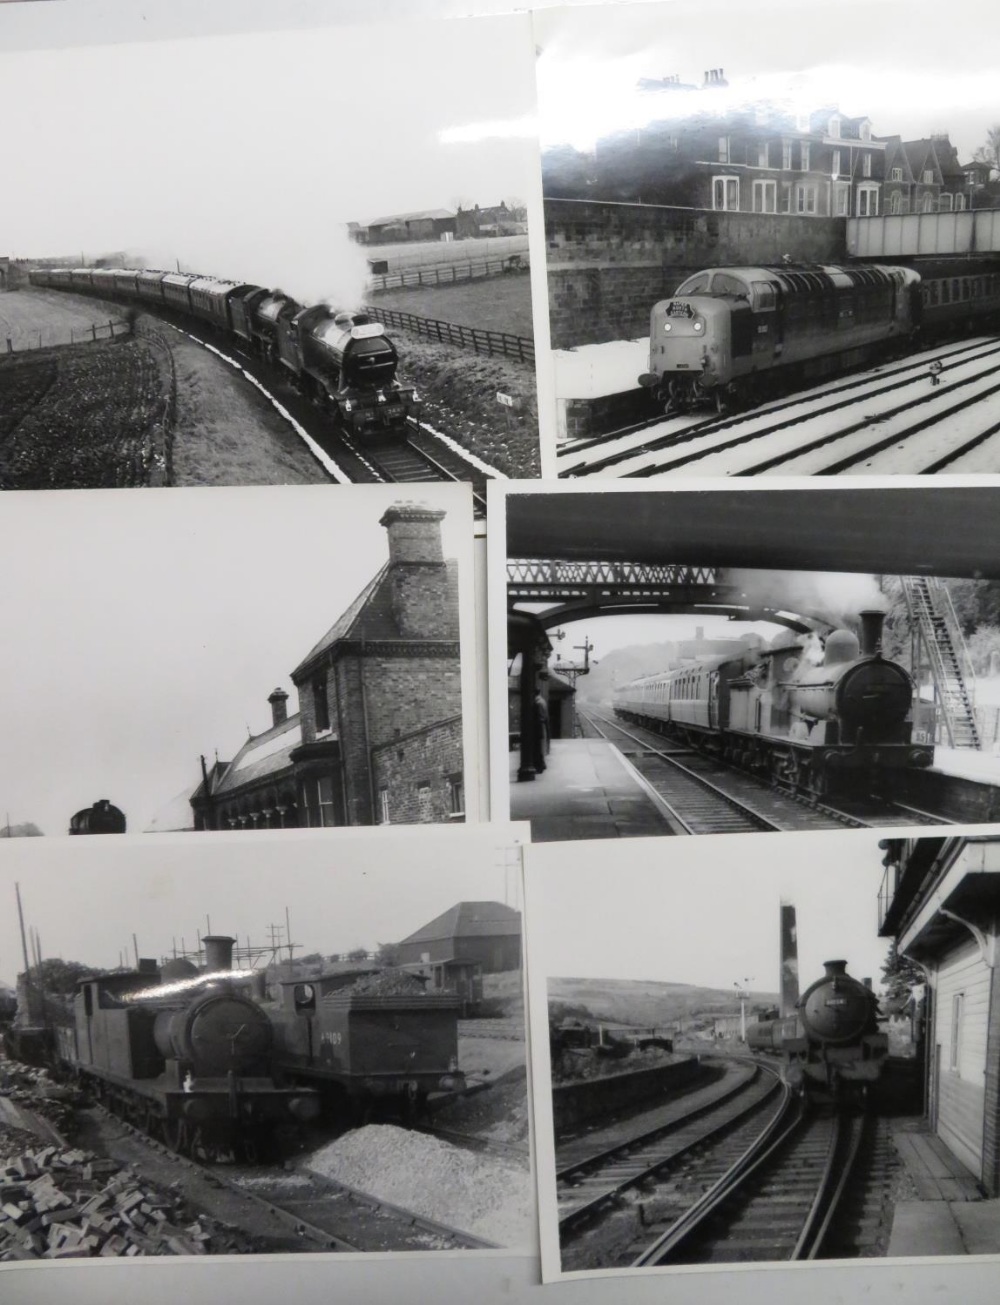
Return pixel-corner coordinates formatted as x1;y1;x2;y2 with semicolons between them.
0;825;526;987
0;483;470;838
523;830;894;995
0;14;537;304
535;0;1000;162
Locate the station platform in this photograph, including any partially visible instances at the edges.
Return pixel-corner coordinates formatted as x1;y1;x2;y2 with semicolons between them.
553;340;653;443
888;1119;1000;1257
509;738;679;841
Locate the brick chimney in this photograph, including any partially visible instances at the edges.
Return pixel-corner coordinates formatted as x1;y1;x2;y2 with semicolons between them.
379;502;456;639
268;686;289;727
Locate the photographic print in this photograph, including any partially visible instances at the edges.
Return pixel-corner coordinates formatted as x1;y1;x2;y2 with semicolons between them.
0;11;541;496
0;825;533;1259
0;483;476;836
523;829;1000;1279
491;480;1000;841
534;0;1000;477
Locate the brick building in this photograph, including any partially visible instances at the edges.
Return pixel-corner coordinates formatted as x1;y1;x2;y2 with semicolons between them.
880;135;969;215
362;209;457;244
586;72;885;218
189;503;464;831
879;836;1000;1194
396;901;523;973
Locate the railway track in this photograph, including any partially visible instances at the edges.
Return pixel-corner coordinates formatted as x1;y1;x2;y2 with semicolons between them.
581;708;950;833
557;336;1000;479
87;1102;496;1253
630;1101;869;1267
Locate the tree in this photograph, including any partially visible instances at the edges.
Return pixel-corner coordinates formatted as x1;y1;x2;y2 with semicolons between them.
880;940;924;1013
21;958;102;995
973;124;1000;177
346;947;370;963
0;823;43;837
375;941;401;966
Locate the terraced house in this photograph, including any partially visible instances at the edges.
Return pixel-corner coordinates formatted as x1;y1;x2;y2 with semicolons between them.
184;503;464;831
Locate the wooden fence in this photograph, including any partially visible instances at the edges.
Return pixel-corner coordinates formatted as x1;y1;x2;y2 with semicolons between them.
369;254;529;292
363;303;534;365
3;319;131;356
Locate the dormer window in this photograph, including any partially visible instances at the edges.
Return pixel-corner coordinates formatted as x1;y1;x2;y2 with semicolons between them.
312;672;330;733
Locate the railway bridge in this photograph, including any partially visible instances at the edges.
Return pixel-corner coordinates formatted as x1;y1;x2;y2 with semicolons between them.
505;485;1000;781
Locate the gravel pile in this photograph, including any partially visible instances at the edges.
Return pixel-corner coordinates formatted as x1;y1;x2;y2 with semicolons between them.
304;1124;532;1247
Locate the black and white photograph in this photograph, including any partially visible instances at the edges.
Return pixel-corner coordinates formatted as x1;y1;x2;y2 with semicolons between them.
0;825;533;1258
0;10;542;495
523;829;1000;1279
0;483;476;836
491;481;1000;841
535;0;1000;476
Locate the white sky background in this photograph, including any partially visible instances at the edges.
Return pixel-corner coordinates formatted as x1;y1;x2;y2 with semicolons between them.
0;826;525;986
524;830;893;995
535;0;1000;162
0;14;537;304
0;484;469;838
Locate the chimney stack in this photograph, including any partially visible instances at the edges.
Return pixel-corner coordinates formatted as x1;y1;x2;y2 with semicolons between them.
203;935;235;973
380;502;456;639
858;610;885;658
380;502;446;566
268;686;289;727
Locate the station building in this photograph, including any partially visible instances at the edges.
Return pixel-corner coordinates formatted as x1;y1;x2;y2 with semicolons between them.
879;836;1000;1194
187;503;464;831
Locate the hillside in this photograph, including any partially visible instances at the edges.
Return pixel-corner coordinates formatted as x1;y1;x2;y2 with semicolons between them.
547;975;779;1030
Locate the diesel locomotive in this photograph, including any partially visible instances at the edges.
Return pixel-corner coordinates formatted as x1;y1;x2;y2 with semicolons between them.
613;608;933;799
745;960;887;1100
26;266;419;441
639;258;1000;413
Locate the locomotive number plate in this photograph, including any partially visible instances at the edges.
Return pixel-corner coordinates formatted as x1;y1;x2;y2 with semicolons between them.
825;997;848;1007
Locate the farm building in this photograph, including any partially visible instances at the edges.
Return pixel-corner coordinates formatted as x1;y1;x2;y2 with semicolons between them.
184;503;464;831
363;209;457;244
879;836;1000;1194
397;901;522;974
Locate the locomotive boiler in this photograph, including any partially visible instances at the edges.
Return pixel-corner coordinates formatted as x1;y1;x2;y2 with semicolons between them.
746;960;887;1100
613;608;933;799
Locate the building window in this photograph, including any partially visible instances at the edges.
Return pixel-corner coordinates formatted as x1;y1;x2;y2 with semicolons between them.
860;121;871;141
718;136;730;164
939;193;953;212
835;183;851;216
302;775;337;827
752;179;777;212
831;149;841;177
800;142;810;171
857;185;879;217
782;140;792;171
889;192;902;215
448;773;465;819
312;673;330;733
862;152;872;178
891;167;903;182
795;184;817;214
950;993;964;1071
956;193;967;210
378;786;390;825
416;783;433;822
712;176;739;210
757;142;770;168
921;192;935;213
923;169;934;185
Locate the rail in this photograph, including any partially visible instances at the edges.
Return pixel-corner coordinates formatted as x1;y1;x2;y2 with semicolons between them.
3;318;132;355
369;254;530;292
362;303;534;365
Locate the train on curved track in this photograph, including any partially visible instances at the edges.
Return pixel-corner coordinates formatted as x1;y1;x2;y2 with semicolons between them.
612;608;933;799
7;936;466;1159
745;960;887;1101
638;256;1000;413
27;265;419;441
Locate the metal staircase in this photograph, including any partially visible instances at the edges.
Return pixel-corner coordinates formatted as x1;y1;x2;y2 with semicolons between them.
901;576;981;749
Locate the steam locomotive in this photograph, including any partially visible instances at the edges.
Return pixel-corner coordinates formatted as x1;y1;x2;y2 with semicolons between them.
638;258;1000;413
68;799;126;835
52;936;319;1160
745;960;887;1100
26;266;419;441
613;608;933;798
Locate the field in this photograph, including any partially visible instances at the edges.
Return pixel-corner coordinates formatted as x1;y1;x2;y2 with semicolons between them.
0;287;127;351
365;234;528;273
547;976;780;1031
372;273;535;339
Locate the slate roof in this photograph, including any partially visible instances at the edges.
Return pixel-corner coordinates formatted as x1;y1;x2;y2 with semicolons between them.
213;713;303;795
399;901;522;947
365;209;456;228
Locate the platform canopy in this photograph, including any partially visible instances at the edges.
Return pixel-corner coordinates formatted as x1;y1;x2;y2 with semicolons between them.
506;486;1000;580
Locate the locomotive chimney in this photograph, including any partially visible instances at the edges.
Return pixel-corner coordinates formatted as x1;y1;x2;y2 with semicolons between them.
858;609;885;658
823;959;848;978
268;686;289;727
203;935;235;972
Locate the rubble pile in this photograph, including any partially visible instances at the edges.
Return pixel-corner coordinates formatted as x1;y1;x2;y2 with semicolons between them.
0;1063;78;1135
0;1143;213;1260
